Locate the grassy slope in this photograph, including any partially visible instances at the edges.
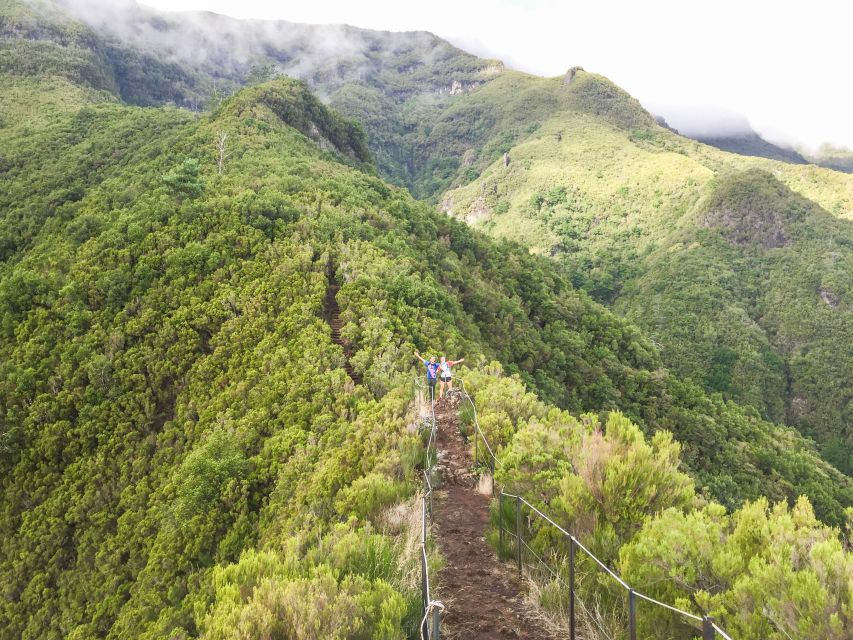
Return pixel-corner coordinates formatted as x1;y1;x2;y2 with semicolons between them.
441;70;853;471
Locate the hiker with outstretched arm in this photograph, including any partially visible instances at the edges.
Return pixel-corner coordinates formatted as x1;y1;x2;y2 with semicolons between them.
415;351;440;401
438;355;464;399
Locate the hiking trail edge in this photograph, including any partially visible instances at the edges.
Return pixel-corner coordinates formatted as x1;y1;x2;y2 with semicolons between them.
432;394;554;639
324;276;362;385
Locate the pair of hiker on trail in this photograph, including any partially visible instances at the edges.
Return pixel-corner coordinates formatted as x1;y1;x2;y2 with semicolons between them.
415;350;464;401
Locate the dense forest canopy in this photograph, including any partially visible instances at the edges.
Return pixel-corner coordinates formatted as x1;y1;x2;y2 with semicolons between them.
5;0;849;473
0;1;851;639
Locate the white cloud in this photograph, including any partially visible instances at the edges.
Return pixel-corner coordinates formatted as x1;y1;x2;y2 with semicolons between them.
136;0;853;150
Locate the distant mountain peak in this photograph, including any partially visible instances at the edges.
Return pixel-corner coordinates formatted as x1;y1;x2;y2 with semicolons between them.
693;130;808;165
652;105;809;165
219;78;372;163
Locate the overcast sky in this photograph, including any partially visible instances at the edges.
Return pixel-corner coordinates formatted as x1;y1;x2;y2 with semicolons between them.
140;0;853;151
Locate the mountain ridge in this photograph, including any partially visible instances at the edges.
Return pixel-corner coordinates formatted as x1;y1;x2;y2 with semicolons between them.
3;0;851;471
1;2;851;638
691;131;809;165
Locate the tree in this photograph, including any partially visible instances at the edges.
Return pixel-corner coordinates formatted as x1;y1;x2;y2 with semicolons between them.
162;157;204;199
216;132;230;175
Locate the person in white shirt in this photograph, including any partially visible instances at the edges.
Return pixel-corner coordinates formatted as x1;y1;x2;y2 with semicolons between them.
438;355;464;399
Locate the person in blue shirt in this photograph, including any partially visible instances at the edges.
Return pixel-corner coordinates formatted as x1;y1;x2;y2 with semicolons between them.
415;350;440;401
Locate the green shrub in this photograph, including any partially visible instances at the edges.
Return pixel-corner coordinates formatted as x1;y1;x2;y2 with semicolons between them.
334;473;411;522
620;497;851;640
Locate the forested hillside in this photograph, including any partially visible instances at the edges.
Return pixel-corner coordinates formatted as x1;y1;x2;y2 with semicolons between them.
439;71;853;473
12;0;845;472
1;1;851;638
1;68;851;639
0;0;502;187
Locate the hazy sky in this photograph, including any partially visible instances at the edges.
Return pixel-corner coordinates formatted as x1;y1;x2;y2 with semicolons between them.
140;0;853;150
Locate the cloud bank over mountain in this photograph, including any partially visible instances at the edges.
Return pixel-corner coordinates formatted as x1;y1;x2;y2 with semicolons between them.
126;0;853;152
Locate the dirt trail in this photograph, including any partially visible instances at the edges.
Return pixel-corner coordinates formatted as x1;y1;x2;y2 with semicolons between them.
324;278;362;385
433;394;553;640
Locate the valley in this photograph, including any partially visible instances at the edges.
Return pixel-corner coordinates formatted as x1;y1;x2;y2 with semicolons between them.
0;2;850;639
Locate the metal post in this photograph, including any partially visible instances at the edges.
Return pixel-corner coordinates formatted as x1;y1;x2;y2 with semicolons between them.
490;454;495;496
498;492;504;552
422;498;427;544
474;428;479;468
569;536;576;640
431;607;440;639
629;589;636;640
702;616;715;640
516;496;522;573
421;545;429;639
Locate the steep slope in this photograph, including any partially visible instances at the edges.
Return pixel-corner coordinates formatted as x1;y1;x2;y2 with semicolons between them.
0;0;201;105
0;74;430;639
692;131;808;164
1;66;851;638
803;144;853;174
615;169;852;471
440;69;853;471
1;0;502;187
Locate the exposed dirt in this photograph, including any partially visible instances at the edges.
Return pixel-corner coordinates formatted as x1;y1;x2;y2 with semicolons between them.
433;394;552;640
324;277;362;385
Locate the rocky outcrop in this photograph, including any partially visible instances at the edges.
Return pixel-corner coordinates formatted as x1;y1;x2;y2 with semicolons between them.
440;194;455;217
481;62;505;76
449;80;464;95
564;66;584;85
819;287;840;308
465;196;493;225
439;79;479;95
699;206;790;249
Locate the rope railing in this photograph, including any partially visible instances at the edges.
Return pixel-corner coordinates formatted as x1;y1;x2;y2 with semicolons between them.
455;376;732;640
413;375;441;639
455;377;501;497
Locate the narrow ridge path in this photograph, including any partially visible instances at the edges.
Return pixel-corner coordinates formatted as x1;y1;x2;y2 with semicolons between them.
324;277;362;385
433;395;553;640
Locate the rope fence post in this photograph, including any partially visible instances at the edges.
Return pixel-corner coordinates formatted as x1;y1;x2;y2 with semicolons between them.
569;536;576;640
431;607;441;640
516;495;522;573
490;454;495;496
703;616;716;640
474;429;478;469
498;492;504;553
420;550;428;635
629;589;637;640
428;476;433;520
